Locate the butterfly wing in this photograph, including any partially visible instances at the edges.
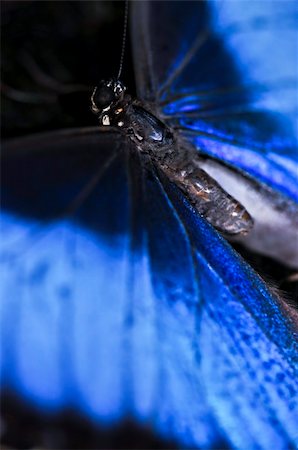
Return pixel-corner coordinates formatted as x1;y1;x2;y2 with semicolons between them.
164;178;298;449
1;130;298;448
131;0;298;267
0;129;225;448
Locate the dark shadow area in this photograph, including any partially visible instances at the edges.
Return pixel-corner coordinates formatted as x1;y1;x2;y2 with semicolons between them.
1;392;180;450
1;1;135;138
233;243;298;304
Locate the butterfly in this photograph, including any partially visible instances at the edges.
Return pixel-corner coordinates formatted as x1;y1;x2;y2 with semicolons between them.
1;1;298;449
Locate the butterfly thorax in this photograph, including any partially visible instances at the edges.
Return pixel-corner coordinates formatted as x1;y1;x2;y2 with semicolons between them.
91;79;174;153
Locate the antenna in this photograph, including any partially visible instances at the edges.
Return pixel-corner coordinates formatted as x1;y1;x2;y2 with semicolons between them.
117;0;129;80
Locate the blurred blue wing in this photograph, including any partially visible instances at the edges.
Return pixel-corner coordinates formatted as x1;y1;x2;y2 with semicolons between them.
0;130;224;447
1;130;298;448
131;0;298;266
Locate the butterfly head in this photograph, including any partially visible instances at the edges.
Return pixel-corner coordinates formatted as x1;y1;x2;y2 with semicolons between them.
91;79;127;127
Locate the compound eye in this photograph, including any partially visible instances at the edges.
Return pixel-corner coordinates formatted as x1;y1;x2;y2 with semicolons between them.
93;86;115;110
114;82;124;96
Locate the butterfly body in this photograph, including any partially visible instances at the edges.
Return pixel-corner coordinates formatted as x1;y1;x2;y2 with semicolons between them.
91;78;253;236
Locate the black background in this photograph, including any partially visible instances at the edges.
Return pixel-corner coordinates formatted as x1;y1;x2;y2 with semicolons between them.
1;1;135;138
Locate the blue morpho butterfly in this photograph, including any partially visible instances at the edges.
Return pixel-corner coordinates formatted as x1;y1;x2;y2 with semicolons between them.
1;1;298;449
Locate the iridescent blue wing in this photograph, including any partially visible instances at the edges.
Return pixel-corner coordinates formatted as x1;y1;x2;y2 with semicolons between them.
1;130;298;448
131;0;298;267
0;130;224;448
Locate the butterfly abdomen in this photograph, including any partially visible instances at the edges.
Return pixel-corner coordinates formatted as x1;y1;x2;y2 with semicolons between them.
160;155;253;236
